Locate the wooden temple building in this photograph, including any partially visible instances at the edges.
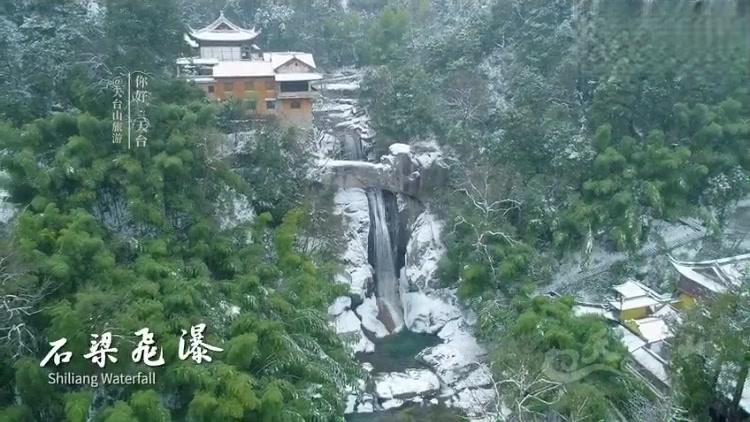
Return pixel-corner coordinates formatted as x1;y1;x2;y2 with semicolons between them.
669;253;750;308
176;12;322;127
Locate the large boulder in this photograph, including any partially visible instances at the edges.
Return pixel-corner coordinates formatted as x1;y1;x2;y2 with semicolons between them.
333;310;374;354
417;319;492;388
401;290;461;334
328;296;352;317
373;369;441;400
355;296;390;338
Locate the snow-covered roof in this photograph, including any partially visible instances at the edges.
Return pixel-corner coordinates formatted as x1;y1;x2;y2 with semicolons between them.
670;253;750;295
615;325;646;352
631;347;670;385
275;73;323;82
617;325;670;385
652;304;682;321
184;33;199;48
212;61;275;78
609;296;660;311
613;280;650;299
188;12;260;42
633;317;673;343
742;378;750;414
263;52;316;70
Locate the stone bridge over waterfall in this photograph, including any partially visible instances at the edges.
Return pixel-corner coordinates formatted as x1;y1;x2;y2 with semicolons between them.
316;142;448;199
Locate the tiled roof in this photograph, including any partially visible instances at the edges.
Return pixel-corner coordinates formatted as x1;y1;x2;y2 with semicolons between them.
189;12;260;42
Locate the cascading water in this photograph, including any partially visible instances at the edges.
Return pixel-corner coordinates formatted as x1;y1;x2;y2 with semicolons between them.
367;189;404;333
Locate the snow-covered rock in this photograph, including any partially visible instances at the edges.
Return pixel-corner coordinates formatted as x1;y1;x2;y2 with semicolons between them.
311;131;341;159
412;140;444;169
418;319;489;386
401;290;461;334
381;399;405;410
357;394;375;413
449;387;497;418
402;211;446;291
328;296;352;317
334;188;373;298
373;369;441;400
399;211;461;332
389;143;412;156
356;296;390;338
345;394;357;414
453;366;494;390
333;310;374;354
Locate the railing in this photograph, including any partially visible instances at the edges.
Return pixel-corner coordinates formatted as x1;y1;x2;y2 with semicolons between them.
277;91;318;99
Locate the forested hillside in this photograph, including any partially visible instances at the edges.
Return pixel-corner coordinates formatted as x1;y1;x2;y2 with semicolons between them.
0;0;749;421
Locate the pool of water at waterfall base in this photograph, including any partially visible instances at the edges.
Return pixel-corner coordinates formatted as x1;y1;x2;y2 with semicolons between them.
356;330;441;373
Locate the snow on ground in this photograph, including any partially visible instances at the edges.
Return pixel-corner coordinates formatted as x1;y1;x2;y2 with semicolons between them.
548;217;707;299
324;81;360;92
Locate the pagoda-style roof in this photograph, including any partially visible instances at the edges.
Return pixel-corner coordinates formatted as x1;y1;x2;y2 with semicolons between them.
188;11;260;43
670;253;750;295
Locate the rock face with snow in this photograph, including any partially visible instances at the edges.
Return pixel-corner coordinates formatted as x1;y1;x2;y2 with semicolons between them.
333;310;374;354
333;188;373;299
418;319;490;387
401;290;462;334
328;296;352;317
402;211;447;291
356;296;390;338
318;142;448;199
373;369;441;400
398;211;498;414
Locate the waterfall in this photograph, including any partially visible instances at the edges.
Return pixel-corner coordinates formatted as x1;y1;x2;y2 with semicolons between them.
342;132;363;160
367;189;404;333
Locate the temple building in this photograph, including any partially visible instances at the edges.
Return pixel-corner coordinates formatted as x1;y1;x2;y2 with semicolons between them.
176;12;322;127
609;279;670;321
669;253;750;308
